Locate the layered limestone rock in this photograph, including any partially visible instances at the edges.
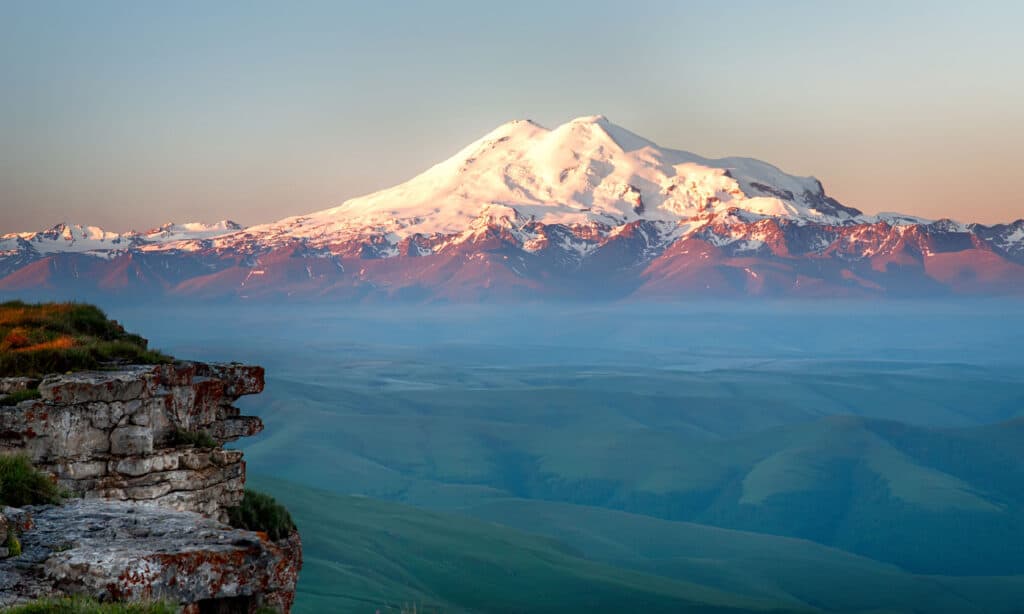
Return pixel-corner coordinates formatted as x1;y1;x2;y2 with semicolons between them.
0;378;38;395
0;362;264;520
0;362;302;612
0;500;301;612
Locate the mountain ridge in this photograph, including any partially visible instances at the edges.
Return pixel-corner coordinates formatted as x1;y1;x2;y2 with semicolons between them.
3;116;1023;300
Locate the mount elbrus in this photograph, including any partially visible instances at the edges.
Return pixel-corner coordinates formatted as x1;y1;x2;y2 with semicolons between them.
3;116;1022;299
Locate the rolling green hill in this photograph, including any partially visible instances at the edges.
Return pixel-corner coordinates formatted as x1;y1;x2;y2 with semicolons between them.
250;476;1024;614
458;498;1024;614
100;302;1024;611
242;368;1024;575
247;477;794;614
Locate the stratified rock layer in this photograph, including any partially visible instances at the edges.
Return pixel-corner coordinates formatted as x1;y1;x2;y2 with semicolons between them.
0;362;264;520
0;362;302;612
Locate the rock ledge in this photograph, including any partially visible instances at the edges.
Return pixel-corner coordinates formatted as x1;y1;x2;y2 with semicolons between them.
0;500;300;611
0;362;301;612
2;362;265;519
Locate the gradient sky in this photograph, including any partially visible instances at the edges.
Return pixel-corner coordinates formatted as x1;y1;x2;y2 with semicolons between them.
2;0;1023;231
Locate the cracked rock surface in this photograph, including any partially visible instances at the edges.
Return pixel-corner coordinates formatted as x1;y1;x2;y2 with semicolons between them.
0;500;301;612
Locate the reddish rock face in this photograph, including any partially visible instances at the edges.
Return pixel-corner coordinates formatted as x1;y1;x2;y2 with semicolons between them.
1;216;1022;300
2;215;1023;302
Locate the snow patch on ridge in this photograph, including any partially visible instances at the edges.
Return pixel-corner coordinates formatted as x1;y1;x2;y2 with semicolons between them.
0;221;247;257
866;212;936;226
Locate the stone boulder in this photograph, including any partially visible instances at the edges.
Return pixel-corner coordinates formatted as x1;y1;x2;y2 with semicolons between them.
0;500;301;613
0;378;40;395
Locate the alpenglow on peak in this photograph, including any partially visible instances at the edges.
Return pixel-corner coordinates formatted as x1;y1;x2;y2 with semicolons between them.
3;115;1021;300
243;115;860;244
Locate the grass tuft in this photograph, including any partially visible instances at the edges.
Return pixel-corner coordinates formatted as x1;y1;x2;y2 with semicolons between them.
227;489;296;542
172;428;218;449
6;532;21;556
0;301;172;377
0;453;62;507
0;387;42;406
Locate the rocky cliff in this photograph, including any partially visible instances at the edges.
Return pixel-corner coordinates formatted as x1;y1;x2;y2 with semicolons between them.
0;362;301;612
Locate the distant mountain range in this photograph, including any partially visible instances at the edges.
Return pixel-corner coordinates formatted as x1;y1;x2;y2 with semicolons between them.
3;115;1023;300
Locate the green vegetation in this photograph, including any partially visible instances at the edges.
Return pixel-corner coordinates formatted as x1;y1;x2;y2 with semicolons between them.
172;428;218;449
226;489;296;541
2;597;177;614
395;605;440;614
250;475;1024;614
0;301;171;377
0;387;42;406
248;476;782;614
6;532;21;557
243;359;1024;577
93;303;1024;613
0;453;61;507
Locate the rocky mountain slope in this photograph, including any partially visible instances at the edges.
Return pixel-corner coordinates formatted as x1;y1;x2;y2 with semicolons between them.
3;116;1022;300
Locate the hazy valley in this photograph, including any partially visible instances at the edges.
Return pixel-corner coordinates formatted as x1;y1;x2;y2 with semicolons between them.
6;3;1024;612
86;300;1024;613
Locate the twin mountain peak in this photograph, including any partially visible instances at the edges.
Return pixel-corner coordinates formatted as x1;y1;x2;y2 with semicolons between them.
2;116;1023;299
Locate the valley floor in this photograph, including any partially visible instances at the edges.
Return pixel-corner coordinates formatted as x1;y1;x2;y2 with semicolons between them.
106;301;1024;613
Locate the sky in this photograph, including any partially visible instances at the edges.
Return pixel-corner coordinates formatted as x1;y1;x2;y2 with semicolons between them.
2;0;1023;231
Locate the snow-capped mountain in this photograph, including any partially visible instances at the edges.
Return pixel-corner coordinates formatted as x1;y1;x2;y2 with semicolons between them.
2;116;1022;300
0;221;243;256
232;115;857;249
